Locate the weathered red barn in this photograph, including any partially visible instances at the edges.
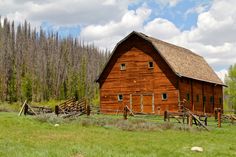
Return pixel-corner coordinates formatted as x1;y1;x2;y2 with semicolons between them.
96;31;225;115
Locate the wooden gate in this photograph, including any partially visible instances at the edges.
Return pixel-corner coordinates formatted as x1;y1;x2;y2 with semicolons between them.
129;93;154;114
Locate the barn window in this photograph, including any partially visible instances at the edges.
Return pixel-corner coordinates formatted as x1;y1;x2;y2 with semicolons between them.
210;96;214;104
120;63;126;70
186;93;190;101
118;94;123;101
162;93;168;100
148;61;154;68
196;94;199;102
219;97;222;105
203;96;206;103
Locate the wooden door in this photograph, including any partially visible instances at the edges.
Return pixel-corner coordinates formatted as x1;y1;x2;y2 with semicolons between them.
143;95;153;113
130;93;154;113
131;94;141;113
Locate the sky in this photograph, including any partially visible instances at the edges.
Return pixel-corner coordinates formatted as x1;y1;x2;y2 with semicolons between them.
1;0;236;81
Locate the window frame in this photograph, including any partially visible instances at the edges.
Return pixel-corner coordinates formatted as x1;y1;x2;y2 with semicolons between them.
186;93;190;101
162;93;168;101
148;61;154;69
120;63;126;71
118;94;123;102
203;96;206;103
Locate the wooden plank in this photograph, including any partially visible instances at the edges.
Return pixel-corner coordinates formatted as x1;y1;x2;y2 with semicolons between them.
152;93;154;113
130;94;132;111
18;100;27;116
27;104;38;115
140;95;143;112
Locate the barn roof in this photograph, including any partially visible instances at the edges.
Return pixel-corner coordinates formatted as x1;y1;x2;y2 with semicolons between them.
97;31;224;86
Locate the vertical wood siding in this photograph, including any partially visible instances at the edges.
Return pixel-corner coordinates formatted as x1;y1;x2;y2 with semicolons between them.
99;34;223;115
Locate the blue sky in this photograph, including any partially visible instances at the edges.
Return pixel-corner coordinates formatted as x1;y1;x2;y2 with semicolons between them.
41;0;212;38
128;0;212;31
1;0;236;80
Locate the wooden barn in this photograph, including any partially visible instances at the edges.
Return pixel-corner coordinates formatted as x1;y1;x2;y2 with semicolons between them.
96;31;225;115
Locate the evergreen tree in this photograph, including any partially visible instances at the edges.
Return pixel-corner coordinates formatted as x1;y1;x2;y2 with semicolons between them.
0;18;109;103
21;74;32;102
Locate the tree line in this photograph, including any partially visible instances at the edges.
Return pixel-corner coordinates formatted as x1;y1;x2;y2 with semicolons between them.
0;17;109;104
225;64;236;112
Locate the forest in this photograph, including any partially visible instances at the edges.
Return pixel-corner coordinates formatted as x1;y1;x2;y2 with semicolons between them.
0;17;109;104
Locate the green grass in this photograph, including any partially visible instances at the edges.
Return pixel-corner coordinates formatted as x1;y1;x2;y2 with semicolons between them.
0;112;236;157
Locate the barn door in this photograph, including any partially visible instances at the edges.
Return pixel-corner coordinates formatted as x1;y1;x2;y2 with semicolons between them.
130;93;154;113
143;94;154;113
130;94;141;113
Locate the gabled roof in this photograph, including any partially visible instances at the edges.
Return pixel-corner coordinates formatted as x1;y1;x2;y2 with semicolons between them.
97;31;224;86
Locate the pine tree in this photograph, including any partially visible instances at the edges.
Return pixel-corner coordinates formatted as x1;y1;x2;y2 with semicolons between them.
0;18;109;103
21;74;32;102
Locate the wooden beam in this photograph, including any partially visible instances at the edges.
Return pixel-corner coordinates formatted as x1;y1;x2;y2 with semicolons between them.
18;100;27;116
212;85;215;113
27;104;38;115
140;94;143;112
202;82;205;114
218;110;221;128
191;80;194;112
130;94;132;112
152;93;154;113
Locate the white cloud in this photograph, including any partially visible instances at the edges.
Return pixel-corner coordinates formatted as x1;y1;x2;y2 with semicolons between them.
184;3;209;19
80;5;151;49
144;18;181;40
154;0;182;7
80;5;182;49
1;0;130;26
169;0;236;72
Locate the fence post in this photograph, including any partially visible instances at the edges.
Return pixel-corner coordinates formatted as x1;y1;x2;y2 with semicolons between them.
164;111;168;121
86;104;91;116
123;106;128;120
214;108;217;121
55;105;59;116
204;114;208;126
218;109;221;128
188;114;193;127
24;104;29;115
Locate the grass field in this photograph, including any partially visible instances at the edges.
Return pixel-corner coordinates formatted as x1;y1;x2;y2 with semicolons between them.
0;112;236;157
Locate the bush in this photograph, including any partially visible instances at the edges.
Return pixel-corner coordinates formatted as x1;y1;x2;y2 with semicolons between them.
34;113;65;124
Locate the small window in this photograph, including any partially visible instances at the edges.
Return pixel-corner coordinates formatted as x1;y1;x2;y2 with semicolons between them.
186;93;190;101
120;63;126;70
162;93;168;100
148;61;154;68
210;96;214;104
203;96;206;103
196;94;199;102
219;97;222;105
118;94;123;101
